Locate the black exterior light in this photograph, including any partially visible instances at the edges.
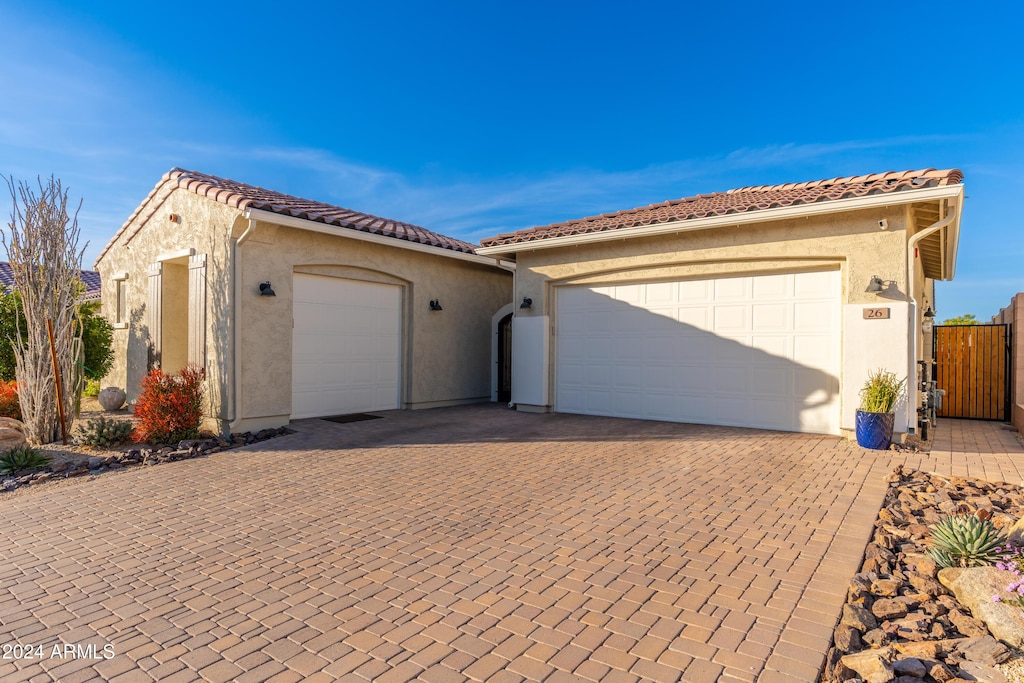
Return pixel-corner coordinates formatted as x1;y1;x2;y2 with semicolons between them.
922;306;936;333
259;282;276;297
429;299;443;311
520;297;533;309
865;275;884;293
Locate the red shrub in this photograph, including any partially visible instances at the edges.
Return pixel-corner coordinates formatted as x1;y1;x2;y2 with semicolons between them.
132;365;205;444
0;380;21;420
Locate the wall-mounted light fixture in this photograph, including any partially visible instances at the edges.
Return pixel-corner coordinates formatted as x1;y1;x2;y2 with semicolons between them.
259;282;276;297
922;306;935;333
865;275;885;293
429;299;443;311
520;297;533;309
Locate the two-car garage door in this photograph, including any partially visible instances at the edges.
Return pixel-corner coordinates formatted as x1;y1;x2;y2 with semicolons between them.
292;274;401;419
555;270;840;434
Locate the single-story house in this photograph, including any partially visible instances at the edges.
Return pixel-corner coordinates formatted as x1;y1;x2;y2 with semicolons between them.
477;168;964;439
99;167;964;441
0;262;102;302
95;169;513;434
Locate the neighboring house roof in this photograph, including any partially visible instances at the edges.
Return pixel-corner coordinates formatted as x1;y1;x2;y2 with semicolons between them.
0;262;102;302
97;168;478;264
480;168;964;248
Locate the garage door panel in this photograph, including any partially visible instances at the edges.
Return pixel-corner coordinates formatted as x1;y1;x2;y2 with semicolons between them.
714;306;748;332
795;270;837;296
753;274;789;299
715;278;749;300
680;280;711;302
750;367;792;396
750;335;790;358
677;307;708;328
292;274;400;419
753;304;788;331
555;270;840;434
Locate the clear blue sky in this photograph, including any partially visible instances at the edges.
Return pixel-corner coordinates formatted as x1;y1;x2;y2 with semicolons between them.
2;2;1022;320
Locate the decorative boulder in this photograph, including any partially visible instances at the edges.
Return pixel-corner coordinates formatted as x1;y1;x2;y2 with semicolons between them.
0;418;26;452
97;387;126;412
938;567;1024;648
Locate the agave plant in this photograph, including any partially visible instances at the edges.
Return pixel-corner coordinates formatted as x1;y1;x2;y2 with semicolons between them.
0;445;51;475
927;513;1007;568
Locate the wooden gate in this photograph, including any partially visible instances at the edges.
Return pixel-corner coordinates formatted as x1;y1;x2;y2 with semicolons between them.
934;324;1011;420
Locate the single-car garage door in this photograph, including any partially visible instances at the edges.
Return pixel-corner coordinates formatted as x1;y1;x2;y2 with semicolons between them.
555;270;840;434
292;274;401;419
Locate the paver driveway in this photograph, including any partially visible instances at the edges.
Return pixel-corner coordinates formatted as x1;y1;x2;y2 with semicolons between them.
1;406;1020;683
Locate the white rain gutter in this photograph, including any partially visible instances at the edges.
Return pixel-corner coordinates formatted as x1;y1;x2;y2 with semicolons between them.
476;184;964;257
227;218;257;432
905;202;958;433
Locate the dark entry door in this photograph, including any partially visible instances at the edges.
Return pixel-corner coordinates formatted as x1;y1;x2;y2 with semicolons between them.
497;314;512;403
934;324;1011;420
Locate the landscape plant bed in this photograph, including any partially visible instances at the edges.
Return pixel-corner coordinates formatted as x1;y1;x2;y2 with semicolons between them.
1;426;294;495
821;466;1024;682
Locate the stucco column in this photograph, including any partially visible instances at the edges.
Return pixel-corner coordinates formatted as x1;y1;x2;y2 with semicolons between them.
147;262;162;369
188;253;207;368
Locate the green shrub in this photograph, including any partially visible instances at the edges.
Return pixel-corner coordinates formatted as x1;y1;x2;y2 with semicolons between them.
0;445;50;475
83;378;101;397
927;513;1006;568
73;416;134;448
0;291;114;382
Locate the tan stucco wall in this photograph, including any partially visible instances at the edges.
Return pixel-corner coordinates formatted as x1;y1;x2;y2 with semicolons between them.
993;293;1024;435
95;188;237;430
513;207;910;310
98;189;512;434
235;221;512;428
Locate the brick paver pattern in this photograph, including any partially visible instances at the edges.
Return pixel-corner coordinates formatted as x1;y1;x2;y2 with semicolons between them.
1;405;1022;682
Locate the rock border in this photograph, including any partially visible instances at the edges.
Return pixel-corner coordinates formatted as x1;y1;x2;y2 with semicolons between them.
821;466;1024;682
1;427;294;493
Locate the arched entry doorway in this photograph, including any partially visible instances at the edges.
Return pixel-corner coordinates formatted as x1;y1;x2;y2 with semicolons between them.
490;303;515;403
497;313;513;403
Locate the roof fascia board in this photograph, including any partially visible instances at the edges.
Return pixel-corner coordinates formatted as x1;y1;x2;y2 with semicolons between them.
243;208;503;268
476;184;965;256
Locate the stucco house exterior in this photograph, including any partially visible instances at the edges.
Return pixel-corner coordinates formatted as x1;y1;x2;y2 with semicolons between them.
95;169;513;434
477;169;965;440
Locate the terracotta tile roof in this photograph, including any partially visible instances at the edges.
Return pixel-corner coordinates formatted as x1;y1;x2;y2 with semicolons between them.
0;262;101;301
479;168;964;248
98;168;478;263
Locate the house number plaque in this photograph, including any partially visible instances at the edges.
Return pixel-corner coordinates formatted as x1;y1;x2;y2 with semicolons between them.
863;307;890;320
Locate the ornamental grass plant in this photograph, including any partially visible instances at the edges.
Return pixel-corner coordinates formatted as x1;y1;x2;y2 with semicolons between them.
858;369;906;414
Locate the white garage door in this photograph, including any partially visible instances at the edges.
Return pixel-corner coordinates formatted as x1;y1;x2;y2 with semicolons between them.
292;274;401;419
555;270;841;434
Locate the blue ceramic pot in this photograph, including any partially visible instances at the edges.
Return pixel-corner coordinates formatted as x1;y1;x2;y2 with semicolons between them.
855;410;895;450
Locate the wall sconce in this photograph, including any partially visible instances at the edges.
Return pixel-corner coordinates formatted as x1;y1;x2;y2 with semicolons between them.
865;275;885;293
922;307;935;333
520;297;533;309
259;282;276;297
429;299;443;311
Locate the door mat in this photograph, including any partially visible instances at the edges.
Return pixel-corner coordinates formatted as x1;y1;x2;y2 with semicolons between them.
321;413;383;424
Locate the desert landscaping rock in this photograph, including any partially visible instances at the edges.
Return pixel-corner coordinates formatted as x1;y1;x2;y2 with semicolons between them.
1;424;293;494
822;469;1024;682
940;568;1024;648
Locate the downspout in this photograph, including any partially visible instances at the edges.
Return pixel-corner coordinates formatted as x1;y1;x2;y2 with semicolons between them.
227;218;258;432
906;203;956;431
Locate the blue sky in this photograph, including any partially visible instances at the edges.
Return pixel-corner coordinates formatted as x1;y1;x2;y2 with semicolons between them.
2;1;1022;319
